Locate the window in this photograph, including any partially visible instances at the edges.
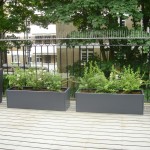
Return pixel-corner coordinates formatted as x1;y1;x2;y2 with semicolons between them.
44;39;50;44
35;35;56;44
12;55;19;63
35;36;42;44
81;48;94;62
44;55;51;63
121;20;126;26
36;55;42;63
118;17;126;27
44;36;56;44
35;40;42;44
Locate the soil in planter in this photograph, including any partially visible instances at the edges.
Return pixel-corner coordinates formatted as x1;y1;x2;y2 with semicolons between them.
80;89;97;93
10;87;23;90
9;87;33;90
79;89;142;94
10;87;67;92
116;90;142;94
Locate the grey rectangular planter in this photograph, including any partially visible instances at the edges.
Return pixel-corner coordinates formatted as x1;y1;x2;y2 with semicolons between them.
7;88;70;111
0;69;3;103
76;91;144;114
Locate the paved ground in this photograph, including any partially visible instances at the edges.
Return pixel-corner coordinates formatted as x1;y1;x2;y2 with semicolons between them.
0;98;150;150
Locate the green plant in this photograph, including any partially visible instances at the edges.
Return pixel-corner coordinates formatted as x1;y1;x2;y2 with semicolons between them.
77;62;143;93
7;68;63;91
118;66;143;93
78;62;109;92
67;60;84;77
40;71;62;91
67;54;112;78
7;68;26;90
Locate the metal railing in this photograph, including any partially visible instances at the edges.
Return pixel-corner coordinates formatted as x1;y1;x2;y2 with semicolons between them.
1;30;150;40
0;36;150;101
56;30;150;40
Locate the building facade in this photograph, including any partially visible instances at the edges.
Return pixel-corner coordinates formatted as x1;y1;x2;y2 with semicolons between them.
6;24;57;71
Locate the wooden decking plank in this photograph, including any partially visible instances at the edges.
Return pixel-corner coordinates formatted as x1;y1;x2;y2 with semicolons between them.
0;110;149;125
0;111;150;125
0;139;52;149
0;122;150;135
0;124;150;138
0;117;150;136
0;120;149;137
0;143;67;150
0;139;122;150
0;98;150;150
0;129;149;142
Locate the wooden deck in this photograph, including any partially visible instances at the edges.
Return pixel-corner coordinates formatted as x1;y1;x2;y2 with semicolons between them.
0;98;150;150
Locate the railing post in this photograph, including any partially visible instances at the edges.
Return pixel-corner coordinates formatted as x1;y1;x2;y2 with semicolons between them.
0;68;3;103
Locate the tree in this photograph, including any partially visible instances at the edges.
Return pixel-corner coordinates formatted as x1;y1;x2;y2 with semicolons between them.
138;0;150;31
0;0;49;66
0;0;50;37
41;0;143;30
42;0;150;75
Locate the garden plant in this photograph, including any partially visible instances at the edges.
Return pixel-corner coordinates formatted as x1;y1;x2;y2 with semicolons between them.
75;62;144;114
6;68;70;111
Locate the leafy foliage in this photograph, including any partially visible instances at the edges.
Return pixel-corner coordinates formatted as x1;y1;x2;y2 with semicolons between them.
67;60;84;78
43;0;143;30
67;54;113;78
119;66;143;92
77;62;143;93
7;68;63;91
43;0;150;78
78;62;108;91
25;69;62;91
0;0;46;35
6;68;26;90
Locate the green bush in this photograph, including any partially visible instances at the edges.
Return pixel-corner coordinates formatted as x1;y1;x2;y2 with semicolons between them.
7;68;63;91
6;68;26;90
77;62;143;93
78;62;108;92
118;66;143;93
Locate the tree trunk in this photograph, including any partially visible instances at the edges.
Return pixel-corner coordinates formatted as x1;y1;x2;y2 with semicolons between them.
99;40;107;61
143;16;150;31
141;2;150;31
0;0;4;6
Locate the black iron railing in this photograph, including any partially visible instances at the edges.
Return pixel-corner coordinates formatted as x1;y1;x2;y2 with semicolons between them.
0;38;150;101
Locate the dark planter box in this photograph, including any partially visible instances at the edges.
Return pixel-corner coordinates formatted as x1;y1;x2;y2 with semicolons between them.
0;69;3;103
7;88;70;111
76;91;144;114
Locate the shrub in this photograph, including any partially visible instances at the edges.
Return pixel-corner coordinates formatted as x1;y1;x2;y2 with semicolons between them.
78;62;109;92
7;68;26;90
7;68;63;91
118;66;143;93
77;62;143;93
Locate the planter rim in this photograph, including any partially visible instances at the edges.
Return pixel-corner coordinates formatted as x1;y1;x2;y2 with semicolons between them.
7;87;69;93
76;89;144;95
6;87;70;111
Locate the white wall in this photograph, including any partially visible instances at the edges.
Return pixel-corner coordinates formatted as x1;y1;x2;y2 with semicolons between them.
31;24;56;35
6;24;56;38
